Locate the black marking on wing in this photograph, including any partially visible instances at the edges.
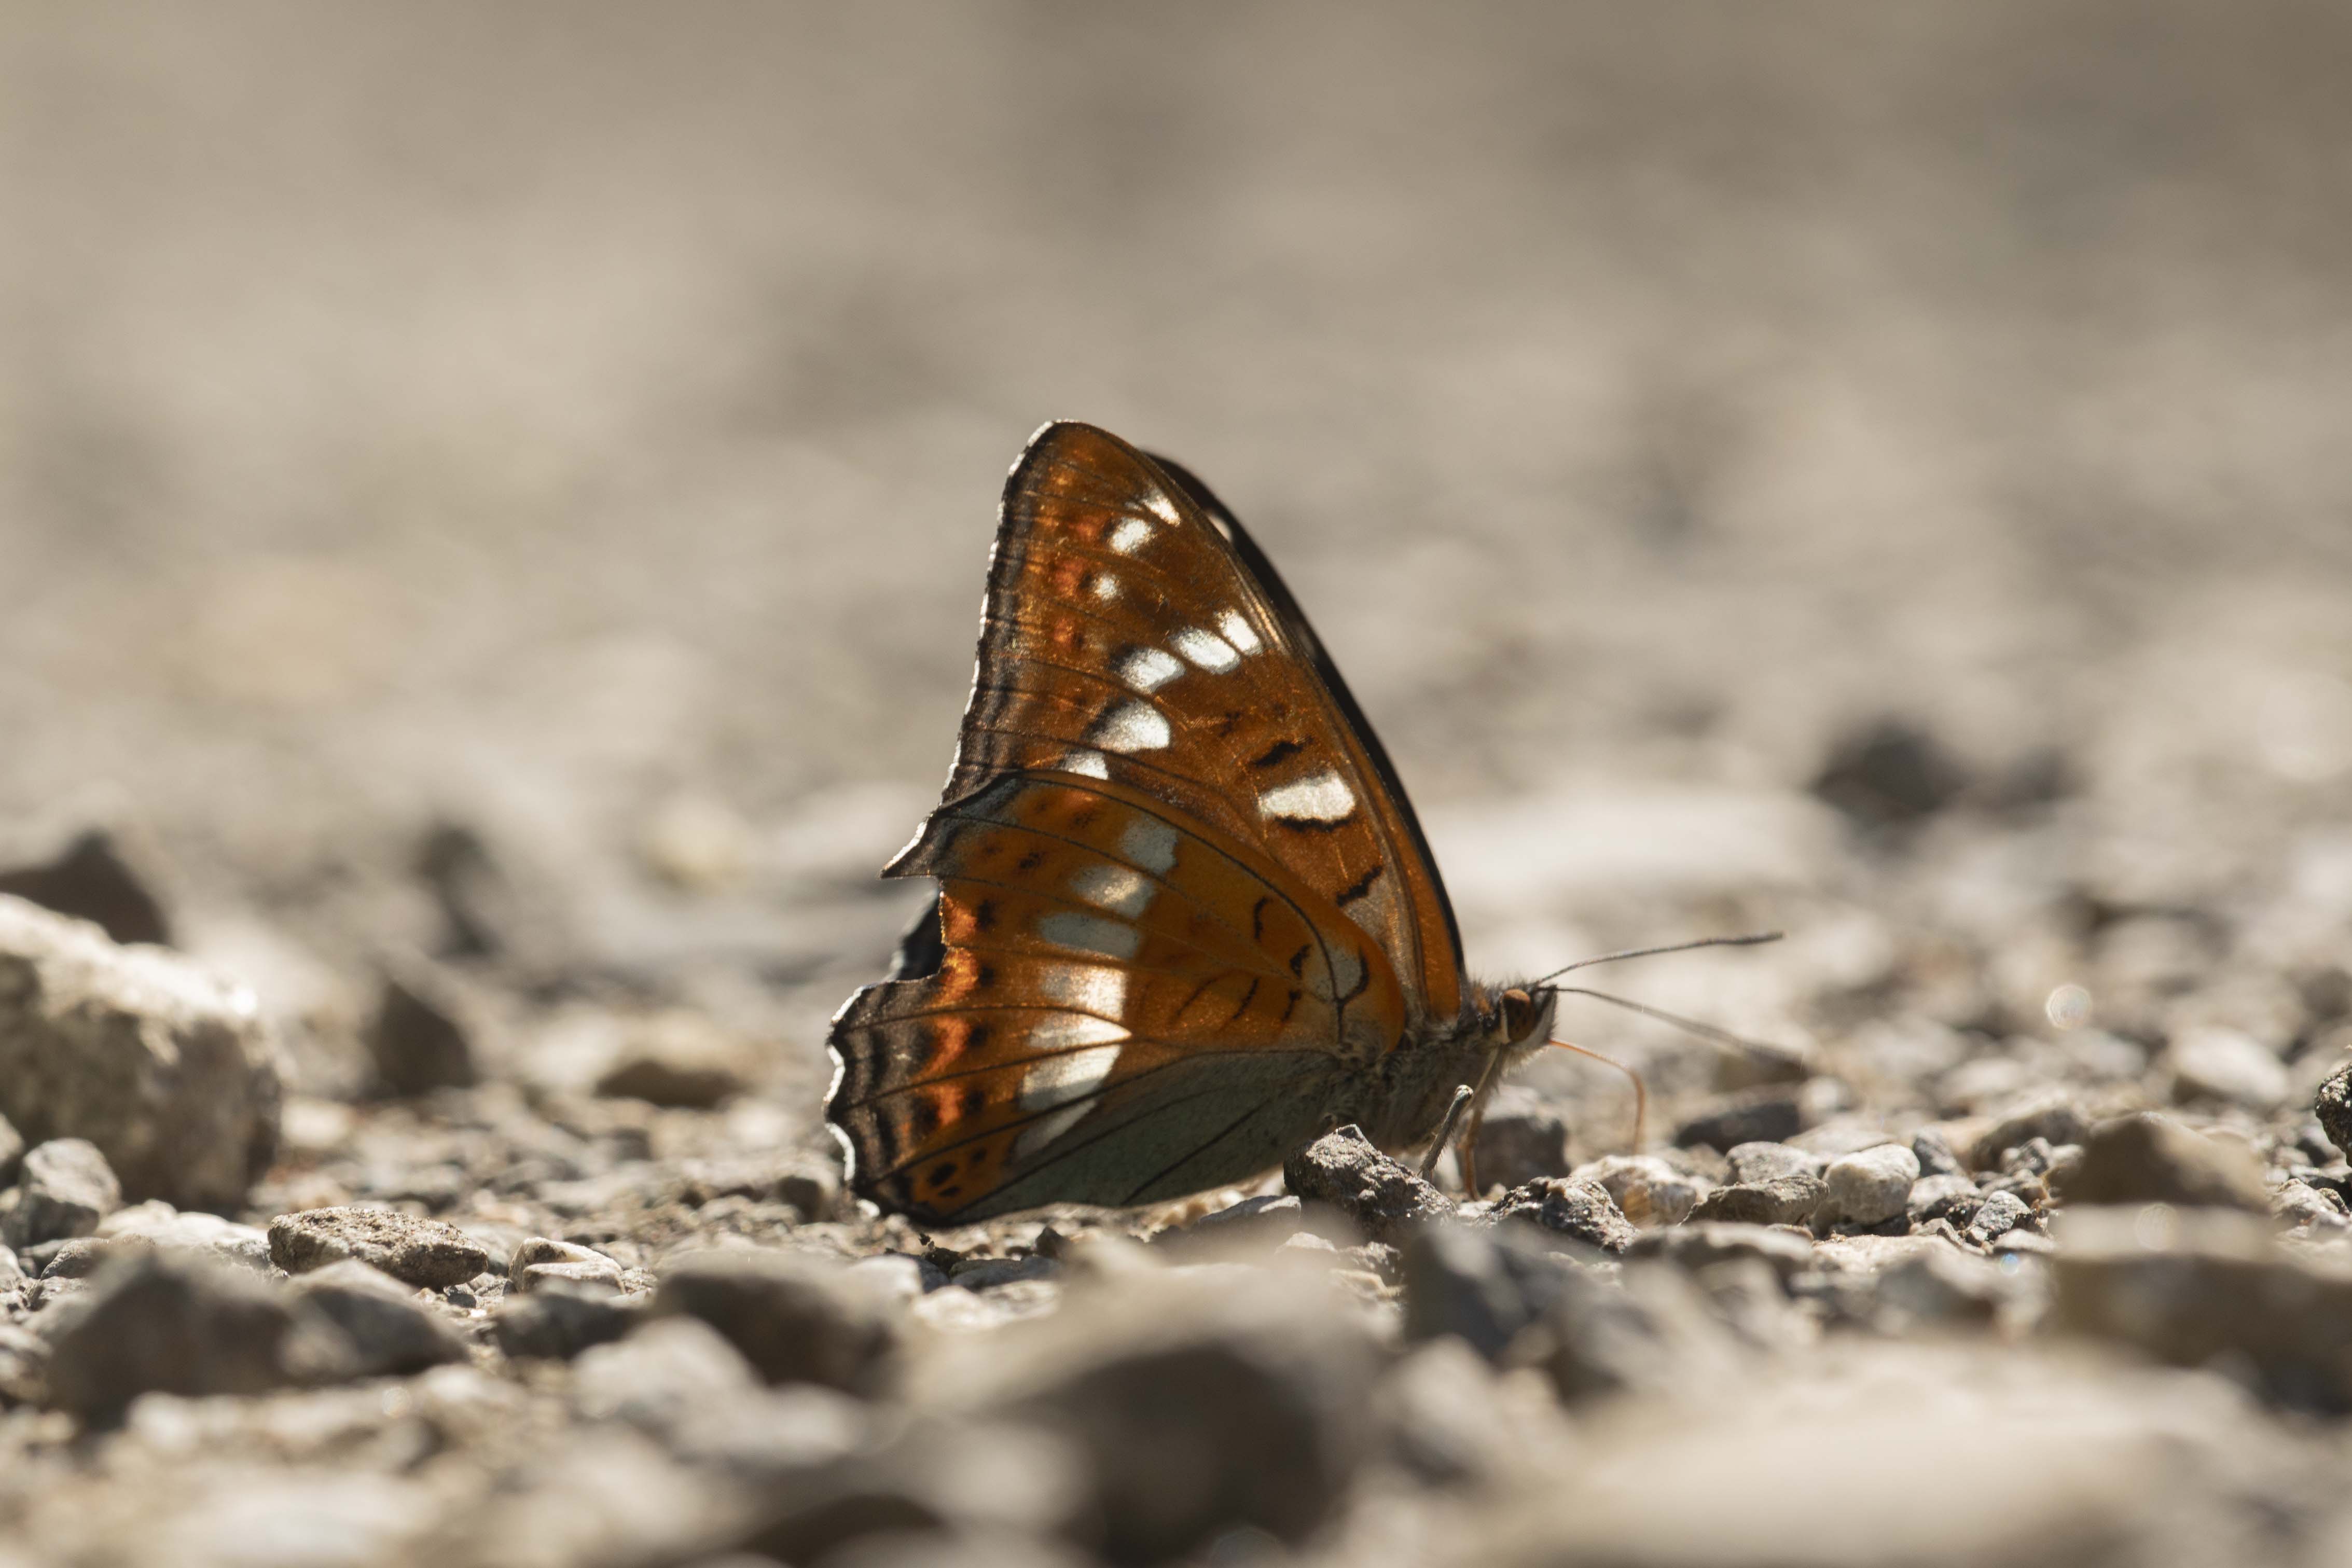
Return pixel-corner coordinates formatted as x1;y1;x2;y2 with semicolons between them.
1249;738;1307;770
1227;976;1262;1024
1334;864;1384;906
1251;896;1270;943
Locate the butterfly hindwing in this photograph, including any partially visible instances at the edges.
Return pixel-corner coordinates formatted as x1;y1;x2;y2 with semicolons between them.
827;771;1406;1222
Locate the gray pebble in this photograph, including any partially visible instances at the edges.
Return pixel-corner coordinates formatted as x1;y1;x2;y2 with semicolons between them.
1726;1142;1818;1185
492;1281;641;1361
654;1249;898;1395
0;1139;121;1250
267;1205;491;1289
287;1258;469;1377
1282;1126;1450;1242
1819;1144;1920;1226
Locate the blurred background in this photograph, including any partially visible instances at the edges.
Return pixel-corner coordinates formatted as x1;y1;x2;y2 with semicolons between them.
4;1;2350;1116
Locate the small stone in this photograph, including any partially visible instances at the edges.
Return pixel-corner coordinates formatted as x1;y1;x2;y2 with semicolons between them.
2052;1205;2352;1411
364;959;479;1096
1810;716;1969;828
2053;1114;2270;1213
41;1252;352;1423
510;1236;626;1294
592;1010;757;1109
35;1238;115;1278
1872;1245;2024;1330
97;1202;272;1272
0;897;280;1211
1672;1088;1802;1154
574;1315;762;1431
1521;1261;1746;1406
1967;1093;2090;1171
1691;1174;1823;1228
1905;1172;1983;1228
2314;1062;2352;1160
1178;1195;1305;1249
1911;1128;1966;1178
1487;1178;1635;1254
1282;1126;1450;1241
654;1250;898;1395
287;1259;469;1377
1570;1155;1704;1227
0;828;172;947
845;1253;946;1303
1817;1144;1920;1227
1401;1222;1580;1361
948;1255;1059;1291
268;1206;491;1289
1470;1087;1570;1190
999;1275;1377;1563
1626;1223;1816;1282
2271;1181;2350;1232
2165;1025;2291;1112
1;1139;121;1250
1725;1142;1816;1185
1965;1189;2032;1244
492;1282;642;1361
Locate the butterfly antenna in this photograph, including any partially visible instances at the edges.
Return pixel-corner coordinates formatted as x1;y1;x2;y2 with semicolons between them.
1527;931;1781;989
1553;984;1806;1074
1419;1084;1474;1182
1549;1036;1648;1152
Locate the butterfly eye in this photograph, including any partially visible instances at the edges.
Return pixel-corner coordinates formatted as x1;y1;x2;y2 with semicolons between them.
1499;986;1541;1042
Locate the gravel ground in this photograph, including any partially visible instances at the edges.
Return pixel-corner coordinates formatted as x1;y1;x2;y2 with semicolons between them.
5;5;2352;1566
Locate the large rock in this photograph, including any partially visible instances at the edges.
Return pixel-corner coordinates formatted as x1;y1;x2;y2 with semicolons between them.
2053;1113;2270;1213
1401;1222;1581;1361
1469;1087;1570;1190
0;1138;120;1250
1517;1261;1746;1407
1282;1125;1450;1242
0;896;281;1210
40;1252;353;1423
268;1206;491;1289
2052;1205;2352;1412
980;1274;1378;1565
0;828;172;947
654;1250;899;1395
1486;1178;1636;1254
2317;1062;2352;1161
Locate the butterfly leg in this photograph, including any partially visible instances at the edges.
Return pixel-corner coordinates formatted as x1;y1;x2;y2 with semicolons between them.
1418;1084;1475;1181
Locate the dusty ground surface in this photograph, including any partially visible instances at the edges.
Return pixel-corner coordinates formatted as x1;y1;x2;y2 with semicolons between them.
4;4;2352;1565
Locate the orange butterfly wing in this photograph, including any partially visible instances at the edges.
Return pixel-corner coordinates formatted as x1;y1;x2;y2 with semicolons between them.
946;422;1464;1021
824;422;1470;1222
829;771;1405;1219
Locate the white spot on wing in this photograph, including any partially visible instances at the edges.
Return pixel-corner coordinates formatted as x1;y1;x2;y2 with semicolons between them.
1118;816;1180;875
1092;574;1119;602
1036;910;1142;960
1170;627;1240;673
1019;1045;1122;1112
1056;750;1111;779
1042;963;1128;1018
1117;647;1183;692
1014;1097;1098;1160
1108;518;1153;554
1144;491;1180;525
1094;701;1170;753
1069;863;1154;918
1259;769;1358;823
1027;1015;1129;1053
1217;610;1263;655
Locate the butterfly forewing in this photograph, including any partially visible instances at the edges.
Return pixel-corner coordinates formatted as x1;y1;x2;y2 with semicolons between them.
939;424;1463;1022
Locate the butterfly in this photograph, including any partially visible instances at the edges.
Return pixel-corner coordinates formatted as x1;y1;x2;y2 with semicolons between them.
824;421;1567;1225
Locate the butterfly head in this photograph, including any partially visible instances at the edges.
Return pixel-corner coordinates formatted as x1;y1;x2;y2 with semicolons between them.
1486;982;1561;1064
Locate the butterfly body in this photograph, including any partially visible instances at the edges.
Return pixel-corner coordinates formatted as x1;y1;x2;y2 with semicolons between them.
825;422;1558;1224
